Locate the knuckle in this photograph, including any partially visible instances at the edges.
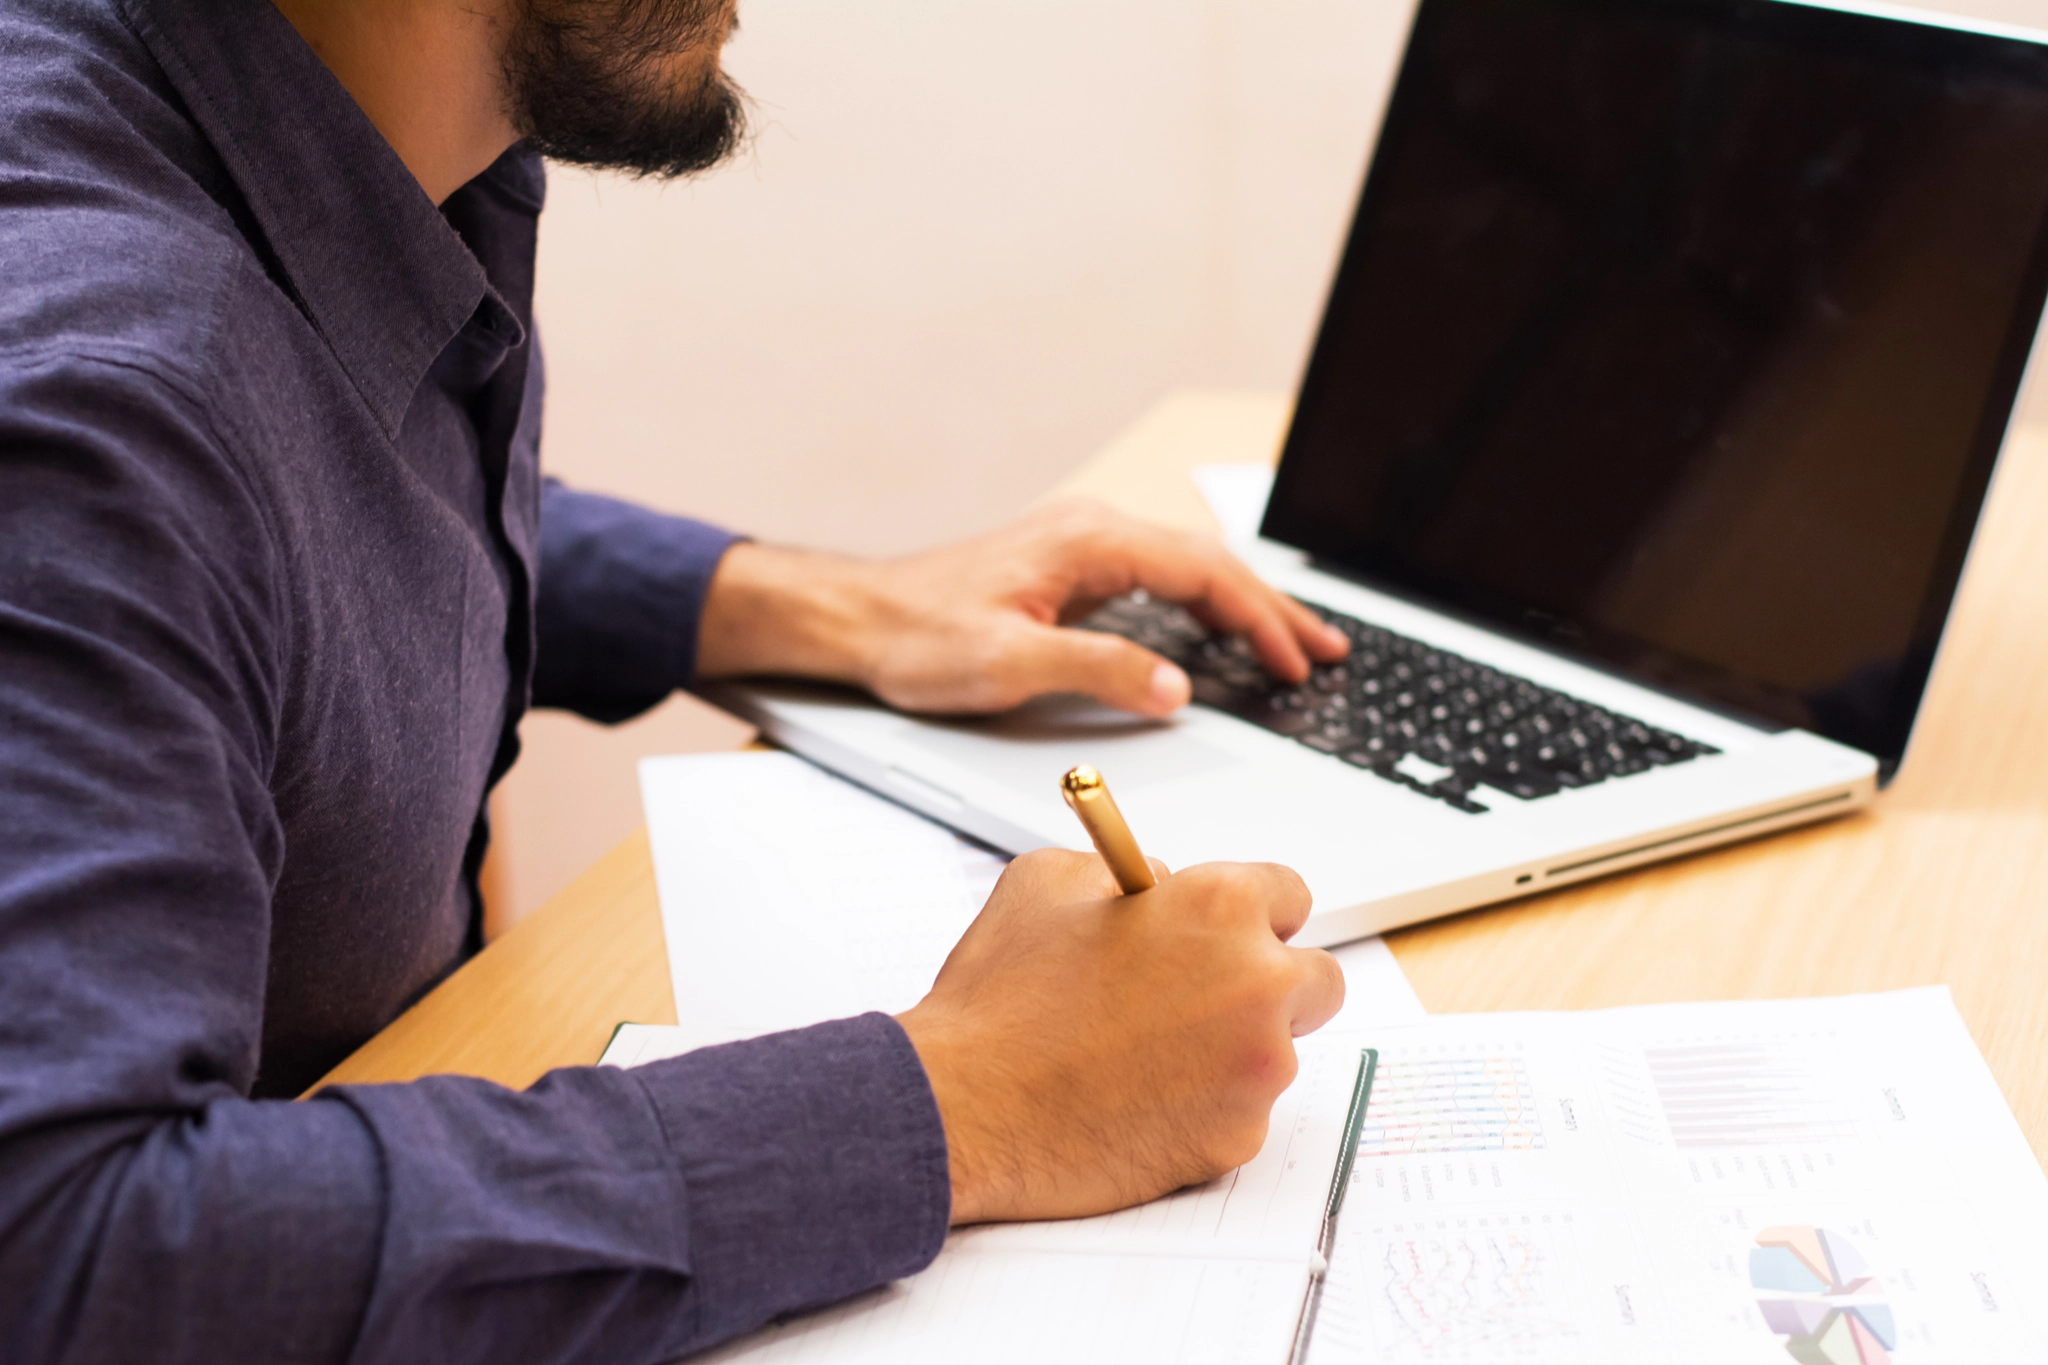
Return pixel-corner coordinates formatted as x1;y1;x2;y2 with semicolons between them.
1011;845;1118;900
1267;861;1312;904
1238;860;1308;910
1309;947;1345;994
1049;496;1112;536
1013;847;1087;878
1227;860;1294;908
974;621;1027;671
1254;949;1302;1005
1171;863;1239;919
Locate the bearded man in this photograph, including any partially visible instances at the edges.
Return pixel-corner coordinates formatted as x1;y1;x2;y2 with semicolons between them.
0;2;1351;1360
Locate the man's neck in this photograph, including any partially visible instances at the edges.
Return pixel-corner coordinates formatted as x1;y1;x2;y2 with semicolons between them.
270;0;518;205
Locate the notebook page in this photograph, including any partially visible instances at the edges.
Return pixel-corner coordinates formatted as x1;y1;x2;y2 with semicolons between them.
691;1247;1313;1365
640;751;1006;1049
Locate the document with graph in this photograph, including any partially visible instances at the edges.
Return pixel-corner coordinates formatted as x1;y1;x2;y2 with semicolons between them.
1302;987;2048;1365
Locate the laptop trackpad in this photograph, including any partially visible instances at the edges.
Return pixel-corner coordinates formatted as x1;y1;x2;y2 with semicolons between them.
901;694;1243;795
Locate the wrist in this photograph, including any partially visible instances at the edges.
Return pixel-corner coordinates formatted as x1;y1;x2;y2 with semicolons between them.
694;542;891;686
895;1002;1013;1226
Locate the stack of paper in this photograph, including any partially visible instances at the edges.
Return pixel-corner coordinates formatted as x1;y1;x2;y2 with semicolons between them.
625;750;2047;1362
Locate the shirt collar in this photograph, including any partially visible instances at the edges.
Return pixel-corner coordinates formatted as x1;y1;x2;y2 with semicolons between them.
120;0;521;438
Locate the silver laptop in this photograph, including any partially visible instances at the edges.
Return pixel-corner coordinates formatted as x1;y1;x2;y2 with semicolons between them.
714;0;2048;947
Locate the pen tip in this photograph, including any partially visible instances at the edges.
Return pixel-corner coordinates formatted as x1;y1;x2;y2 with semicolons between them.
1061;765;1103;799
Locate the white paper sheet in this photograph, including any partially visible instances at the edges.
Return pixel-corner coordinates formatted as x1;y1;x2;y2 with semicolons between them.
635;750;1424;1052
1302;988;2048;1364
638;750;1003;1050
1193;462;1277;546
694;1239;1313;1365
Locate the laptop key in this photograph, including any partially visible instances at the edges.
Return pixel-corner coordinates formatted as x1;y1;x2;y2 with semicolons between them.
1254;707;1317;738
1188;674;1244;709
1339;740;1394;769
1302;726;1356;754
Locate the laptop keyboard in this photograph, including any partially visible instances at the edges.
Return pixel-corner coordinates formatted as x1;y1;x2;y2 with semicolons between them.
1079;594;1719;814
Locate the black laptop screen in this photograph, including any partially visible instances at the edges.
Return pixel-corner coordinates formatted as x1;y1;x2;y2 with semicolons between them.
1263;0;2048;774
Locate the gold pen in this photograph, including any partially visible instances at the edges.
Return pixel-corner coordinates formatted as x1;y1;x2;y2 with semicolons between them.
1060;765;1157;894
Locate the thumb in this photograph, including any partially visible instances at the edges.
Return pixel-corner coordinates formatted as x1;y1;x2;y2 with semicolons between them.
1013;625;1192;717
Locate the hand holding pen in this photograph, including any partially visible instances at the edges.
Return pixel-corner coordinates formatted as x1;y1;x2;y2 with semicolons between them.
893;764;1345;1225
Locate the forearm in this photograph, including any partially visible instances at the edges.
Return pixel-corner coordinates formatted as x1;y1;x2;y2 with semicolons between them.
342;1016;948;1359
0;1097;384;1365
0;1069;686;1365
1;1019;948;1365
694;541;894;686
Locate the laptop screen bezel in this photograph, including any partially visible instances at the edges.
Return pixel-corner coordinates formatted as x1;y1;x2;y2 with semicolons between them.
1261;0;2048;781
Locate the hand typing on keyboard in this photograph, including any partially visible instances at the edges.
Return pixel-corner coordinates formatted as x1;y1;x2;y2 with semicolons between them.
1082;594;1717;813
694;500;1350;718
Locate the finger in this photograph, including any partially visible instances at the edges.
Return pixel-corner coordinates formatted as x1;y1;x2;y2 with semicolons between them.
1248;862;1314;941
1283;597;1351;663
1286;947;1347;1037
1146;856;1172;881
1183;577;1349;672
1063;518;1343;683
1129;535;1312;682
1010;623;1192;717
1172;861;1315;939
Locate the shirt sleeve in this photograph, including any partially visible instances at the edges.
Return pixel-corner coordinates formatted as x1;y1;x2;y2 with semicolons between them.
533;480;745;722
0;352;949;1365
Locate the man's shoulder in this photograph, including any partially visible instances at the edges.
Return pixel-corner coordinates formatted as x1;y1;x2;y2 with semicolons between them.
0;0;273;397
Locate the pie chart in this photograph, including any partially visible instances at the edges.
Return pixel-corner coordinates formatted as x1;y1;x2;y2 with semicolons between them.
1750;1225;1896;1365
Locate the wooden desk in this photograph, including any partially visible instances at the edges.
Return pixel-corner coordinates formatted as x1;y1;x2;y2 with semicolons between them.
321;392;2048;1166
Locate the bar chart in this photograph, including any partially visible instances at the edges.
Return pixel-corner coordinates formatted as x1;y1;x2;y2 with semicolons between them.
1643;1042;1856;1150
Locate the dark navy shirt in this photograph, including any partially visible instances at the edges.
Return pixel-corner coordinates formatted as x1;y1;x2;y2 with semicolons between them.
0;0;950;1360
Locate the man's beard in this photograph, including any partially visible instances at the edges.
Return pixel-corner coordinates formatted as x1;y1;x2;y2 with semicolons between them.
504;0;747;179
